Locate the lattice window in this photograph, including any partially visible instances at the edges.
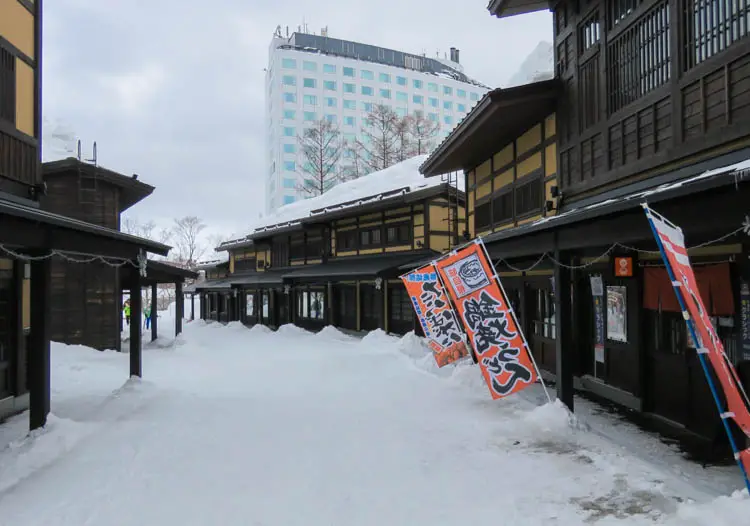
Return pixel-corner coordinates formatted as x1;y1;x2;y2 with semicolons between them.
0;49;15;124
683;0;750;70
608;0;671;113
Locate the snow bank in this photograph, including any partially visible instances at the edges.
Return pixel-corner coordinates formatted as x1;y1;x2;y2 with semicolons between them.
248;324;273;336
276;323;310;337
315;325;354;342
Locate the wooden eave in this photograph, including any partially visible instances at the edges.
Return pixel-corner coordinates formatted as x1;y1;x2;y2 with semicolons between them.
419;78;561;177
487;0;550;18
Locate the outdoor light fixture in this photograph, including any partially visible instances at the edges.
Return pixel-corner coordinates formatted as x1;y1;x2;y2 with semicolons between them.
416;240;424;248
284;285;291;295
375;277;383;290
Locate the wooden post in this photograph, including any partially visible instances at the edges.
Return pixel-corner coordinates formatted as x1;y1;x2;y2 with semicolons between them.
129;274;142;377
175;282;184;335
29;255;51;430
554;248;574;412
12;261;25;395
151;283;158;342
191;293;195;321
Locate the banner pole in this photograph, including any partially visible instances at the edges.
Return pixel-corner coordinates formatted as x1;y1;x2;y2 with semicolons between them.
477;238;552;404
643;203;750;493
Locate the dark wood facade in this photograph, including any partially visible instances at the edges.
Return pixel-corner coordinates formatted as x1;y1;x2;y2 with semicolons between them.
41;159;155;351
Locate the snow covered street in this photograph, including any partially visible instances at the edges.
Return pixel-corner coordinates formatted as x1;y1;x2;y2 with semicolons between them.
0;319;748;525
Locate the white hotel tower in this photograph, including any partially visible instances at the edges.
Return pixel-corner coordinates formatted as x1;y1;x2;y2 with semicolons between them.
264;26;489;212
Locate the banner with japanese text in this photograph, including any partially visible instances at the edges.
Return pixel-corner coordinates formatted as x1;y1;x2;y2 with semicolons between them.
435;240;538;399
644;205;750;478
401;264;469;367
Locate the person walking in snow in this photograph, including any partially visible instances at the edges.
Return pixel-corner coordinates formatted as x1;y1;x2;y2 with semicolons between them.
123;299;131;326
144;303;152;330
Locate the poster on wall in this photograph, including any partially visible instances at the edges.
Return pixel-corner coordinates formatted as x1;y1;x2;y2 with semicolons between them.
246;293;254;317
401;264;469;367
590;276;605;364
606;285;628;343
741;281;750;362
434;240;542;400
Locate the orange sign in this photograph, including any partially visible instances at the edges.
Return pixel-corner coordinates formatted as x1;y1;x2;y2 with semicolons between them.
435;240;538;399
614;257;633;277
401;264;469;367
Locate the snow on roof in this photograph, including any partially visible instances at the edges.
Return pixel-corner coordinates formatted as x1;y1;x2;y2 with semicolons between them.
195;250;230;268
229;156;463;242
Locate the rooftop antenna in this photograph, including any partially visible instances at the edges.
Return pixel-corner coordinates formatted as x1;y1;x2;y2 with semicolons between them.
286;25;289;37
76;139;82;161
84;141;97;166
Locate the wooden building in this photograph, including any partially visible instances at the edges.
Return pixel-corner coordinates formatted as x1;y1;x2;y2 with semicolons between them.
419;0;750;446
0;0;173;431
204;159;465;335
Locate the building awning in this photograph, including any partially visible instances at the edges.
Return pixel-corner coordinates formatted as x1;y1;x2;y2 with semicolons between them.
229;271;286;288
193;278;234;292
120;260;198;288
487;0;549;18
282;253;432;282
420;79;561;177
0;198;170;257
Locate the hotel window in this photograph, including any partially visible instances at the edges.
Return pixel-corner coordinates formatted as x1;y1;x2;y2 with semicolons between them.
343;99;356;110
284;195;296;204
283;109;296;119
283;178;296;188
343;83;356;93
344;133;356;143
470;92;479;101
303;61;317;71
457;88;466;98
428;82;438;92
283;143;296;153
379;72;391;83
361;102;373;112
283;126;295;137
282;75;296;86
396;91;408;102
325;97;337;107
303;78;317;88
326;114;337;124
429;97;439;107
362;86;374;96
304;111;317;122
282;58;297;69
283;92;297;103
428;113;438;122
413;94;423;105
323;80;337;91
457;103;466;112
284;161;296;171
323;64;336;74
444;101;453;110
380;88;391;99
344;116;356;126
396;107;407;117
444;116;453;125
413;79;423;89
443;86;453;96
396;76;407;86
343;67;355;77
361;70;374;80
303;95;317;105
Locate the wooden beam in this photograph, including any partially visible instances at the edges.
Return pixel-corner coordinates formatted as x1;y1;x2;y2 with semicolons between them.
129;276;142;377
554;248;574;412
151;283;158;342
175;282;184;335
29;255;51;430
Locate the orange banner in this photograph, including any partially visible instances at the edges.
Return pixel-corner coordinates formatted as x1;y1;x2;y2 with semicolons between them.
401;264;469;367
435;241;537;399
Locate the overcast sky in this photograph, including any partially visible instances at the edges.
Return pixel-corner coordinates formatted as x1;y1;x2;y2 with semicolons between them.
42;0;552;243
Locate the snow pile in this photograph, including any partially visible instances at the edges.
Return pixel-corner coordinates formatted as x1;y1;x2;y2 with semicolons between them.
248;324;273;336
315;325;354;342
506;41;554;88
276;323;310;337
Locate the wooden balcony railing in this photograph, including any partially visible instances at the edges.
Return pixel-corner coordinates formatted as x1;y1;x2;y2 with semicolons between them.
0;125;38;189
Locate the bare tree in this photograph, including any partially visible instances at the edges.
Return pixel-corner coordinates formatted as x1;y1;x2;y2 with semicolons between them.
121;218;172;260
394;116;413;163
360;104;400;171
173;216;207;268
298;119;344;196
408;112;441;155
340;139;370;181
206;232;230;251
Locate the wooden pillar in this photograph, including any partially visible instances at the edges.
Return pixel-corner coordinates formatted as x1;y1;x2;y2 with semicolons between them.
129;274;142;378
327;282;334;326
380;281;387;332
191;293;195;321
151;283;158;342
554;248;574;412
12;261;25;395
29;255;51;430
176;282;184;335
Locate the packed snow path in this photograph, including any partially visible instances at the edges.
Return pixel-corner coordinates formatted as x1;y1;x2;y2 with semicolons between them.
0;321;747;525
